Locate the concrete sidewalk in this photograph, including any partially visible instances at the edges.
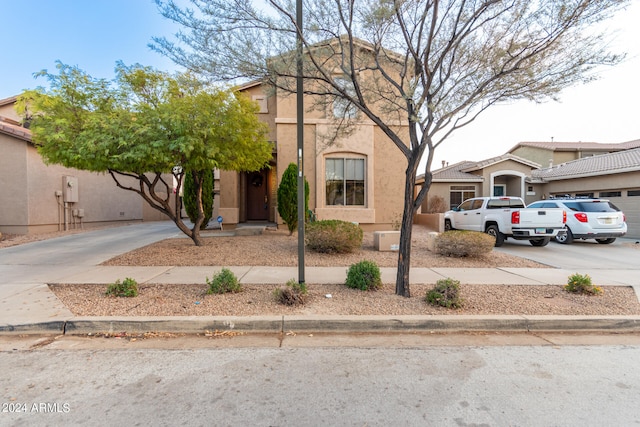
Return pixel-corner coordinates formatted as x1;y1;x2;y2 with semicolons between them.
2;264;640;335
1;221;640;335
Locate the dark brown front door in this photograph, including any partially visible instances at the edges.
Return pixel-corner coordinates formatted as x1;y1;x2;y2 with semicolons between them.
246;169;269;221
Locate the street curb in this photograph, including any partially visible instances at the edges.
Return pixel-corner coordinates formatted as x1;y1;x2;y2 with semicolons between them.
63;316;284;335
0;321;66;334
283;315;640;332
2;315;640;335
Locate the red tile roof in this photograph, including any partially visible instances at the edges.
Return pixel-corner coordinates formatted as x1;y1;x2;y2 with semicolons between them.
0;117;32;142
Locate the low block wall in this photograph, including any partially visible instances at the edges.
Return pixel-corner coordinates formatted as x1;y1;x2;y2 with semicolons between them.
414;213;444;232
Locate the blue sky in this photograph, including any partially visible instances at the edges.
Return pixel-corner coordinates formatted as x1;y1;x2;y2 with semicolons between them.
1;0;638;167
0;0;182;100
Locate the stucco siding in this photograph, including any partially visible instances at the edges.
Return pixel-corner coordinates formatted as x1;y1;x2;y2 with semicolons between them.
275;122;317;216
0;102;20;122
423;183;451;212
0;136;28;227
510;147;550;167
218;170;240;224
1;137;148;234
426;182;481;211
372;126;406;226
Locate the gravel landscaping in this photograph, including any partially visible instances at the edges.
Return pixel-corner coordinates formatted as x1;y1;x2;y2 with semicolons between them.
13;225;635;317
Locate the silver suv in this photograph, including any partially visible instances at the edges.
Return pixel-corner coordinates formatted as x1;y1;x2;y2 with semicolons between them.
527;197;627;244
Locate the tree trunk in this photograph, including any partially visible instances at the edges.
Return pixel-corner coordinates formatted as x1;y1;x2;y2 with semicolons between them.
395;166;418;297
190;171;205;246
109;170;204;246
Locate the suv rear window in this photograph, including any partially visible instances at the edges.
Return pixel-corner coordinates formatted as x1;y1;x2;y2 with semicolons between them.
563;201;620;212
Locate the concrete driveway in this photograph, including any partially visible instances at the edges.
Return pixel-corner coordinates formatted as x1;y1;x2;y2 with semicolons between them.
495;236;640;270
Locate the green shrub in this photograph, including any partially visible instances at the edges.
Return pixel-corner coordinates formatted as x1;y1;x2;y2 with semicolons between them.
306;220;363;253
435;230;494;257
425;278;463;308
277;163;310;235
206;268;242;294
183;169;215;229
345;260;382;291
273;278;307;306
105;277;139;298
564;273;602;295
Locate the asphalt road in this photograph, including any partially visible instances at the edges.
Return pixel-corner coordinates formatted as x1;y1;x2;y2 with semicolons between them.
1;225;639;426
2;335;640;426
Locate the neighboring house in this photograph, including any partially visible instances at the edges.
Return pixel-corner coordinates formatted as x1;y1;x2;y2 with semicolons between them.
420;141;640;238
217;40;409;231
508;140;640;168
0;96;166;235
422;154;542;210
530;147;640;238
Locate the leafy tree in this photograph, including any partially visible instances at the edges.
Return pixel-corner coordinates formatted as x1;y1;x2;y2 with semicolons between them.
184;168;215;229
277;162;309;236
153;0;628;293
18;62;271;246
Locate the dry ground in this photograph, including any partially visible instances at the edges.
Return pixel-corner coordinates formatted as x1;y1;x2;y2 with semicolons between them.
3;226;639;316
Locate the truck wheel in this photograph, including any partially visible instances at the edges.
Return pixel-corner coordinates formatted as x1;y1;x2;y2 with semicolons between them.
529;237;550;247
596;238;616;244
485;225;504;247
555;227;573;244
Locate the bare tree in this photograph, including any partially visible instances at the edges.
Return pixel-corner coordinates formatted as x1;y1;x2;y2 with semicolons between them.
153;0;628;296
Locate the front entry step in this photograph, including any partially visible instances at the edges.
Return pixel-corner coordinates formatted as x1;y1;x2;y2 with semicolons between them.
234;226;266;236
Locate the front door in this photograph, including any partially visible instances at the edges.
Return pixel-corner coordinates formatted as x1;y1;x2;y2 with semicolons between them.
246;169;269;221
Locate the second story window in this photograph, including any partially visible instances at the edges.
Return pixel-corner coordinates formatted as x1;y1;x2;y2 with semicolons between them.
332;78;358;119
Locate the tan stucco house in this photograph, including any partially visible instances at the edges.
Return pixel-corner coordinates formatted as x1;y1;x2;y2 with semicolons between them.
0;96;165;235
420;140;640;238
215;41;410;231
3;37;411;235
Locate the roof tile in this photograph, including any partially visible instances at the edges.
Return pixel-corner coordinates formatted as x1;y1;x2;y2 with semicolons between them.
533;148;640;180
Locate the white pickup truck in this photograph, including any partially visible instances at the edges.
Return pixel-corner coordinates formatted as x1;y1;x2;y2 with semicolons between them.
444;197;566;247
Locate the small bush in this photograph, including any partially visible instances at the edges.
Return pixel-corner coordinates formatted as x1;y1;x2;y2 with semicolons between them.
306;220;363;253
425;278;463;308
564;273;602;295
105;277;138;298
345;260;382;291
435;230;494;257
427;195;447;214
273;279;307;306
207;268;242;294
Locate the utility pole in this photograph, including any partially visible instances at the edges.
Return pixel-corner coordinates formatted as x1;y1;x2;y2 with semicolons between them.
296;0;305;285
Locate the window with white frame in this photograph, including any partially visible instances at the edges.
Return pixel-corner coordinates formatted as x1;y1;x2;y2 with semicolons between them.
326;157;365;206
449;185;475;209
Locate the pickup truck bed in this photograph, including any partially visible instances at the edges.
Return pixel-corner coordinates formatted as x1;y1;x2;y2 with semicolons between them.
444;197;566;247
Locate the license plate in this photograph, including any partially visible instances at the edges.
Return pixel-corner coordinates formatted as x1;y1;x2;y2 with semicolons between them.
603;218;613;224
535;228;546;234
